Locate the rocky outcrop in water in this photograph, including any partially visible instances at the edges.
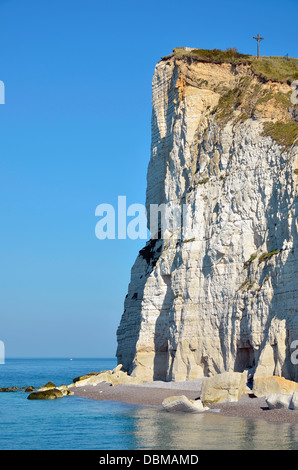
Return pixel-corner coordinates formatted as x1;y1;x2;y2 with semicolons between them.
27;388;64;400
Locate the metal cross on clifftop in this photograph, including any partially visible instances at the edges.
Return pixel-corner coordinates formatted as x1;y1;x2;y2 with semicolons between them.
253;34;264;59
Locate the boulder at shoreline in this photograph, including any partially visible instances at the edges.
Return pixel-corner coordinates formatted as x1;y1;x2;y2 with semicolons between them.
266;391;298;410
71;364;143;388
27;388;64;400
36;381;56;392
200;371;248;405
162;395;209;413
253;376;298;397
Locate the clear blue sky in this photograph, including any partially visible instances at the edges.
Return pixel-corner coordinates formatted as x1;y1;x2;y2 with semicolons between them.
0;0;297;358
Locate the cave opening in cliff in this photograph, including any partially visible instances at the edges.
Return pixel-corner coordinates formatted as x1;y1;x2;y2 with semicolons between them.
234;344;255;372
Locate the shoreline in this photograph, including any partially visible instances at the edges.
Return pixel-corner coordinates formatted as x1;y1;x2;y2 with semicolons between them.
72;380;298;425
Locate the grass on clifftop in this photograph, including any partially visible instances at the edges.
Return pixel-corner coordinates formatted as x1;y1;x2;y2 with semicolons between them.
250;56;298;83
173;47;250;64
262;121;298;148
171;48;298;83
168;47;298;149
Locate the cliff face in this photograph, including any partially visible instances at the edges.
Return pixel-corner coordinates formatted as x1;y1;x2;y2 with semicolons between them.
117;49;298;382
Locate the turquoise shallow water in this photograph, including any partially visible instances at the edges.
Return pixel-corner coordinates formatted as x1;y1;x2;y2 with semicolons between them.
1;358;298;450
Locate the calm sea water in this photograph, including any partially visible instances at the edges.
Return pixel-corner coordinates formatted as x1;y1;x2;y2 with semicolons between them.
0;358;298;450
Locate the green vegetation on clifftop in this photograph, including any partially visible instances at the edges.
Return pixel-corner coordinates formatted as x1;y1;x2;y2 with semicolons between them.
170;47;298;84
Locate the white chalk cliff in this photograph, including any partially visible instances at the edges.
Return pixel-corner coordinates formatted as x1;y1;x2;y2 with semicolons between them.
116;48;298;382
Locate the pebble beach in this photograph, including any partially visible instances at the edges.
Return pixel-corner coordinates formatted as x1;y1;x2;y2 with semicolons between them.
72;379;298;425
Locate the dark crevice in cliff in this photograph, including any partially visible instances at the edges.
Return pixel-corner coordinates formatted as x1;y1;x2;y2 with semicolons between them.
153;274;173;380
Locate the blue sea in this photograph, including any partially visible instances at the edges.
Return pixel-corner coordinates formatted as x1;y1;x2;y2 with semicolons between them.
0;358;298;450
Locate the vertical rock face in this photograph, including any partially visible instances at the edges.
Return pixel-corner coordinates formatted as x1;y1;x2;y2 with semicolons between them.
116;49;298;382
